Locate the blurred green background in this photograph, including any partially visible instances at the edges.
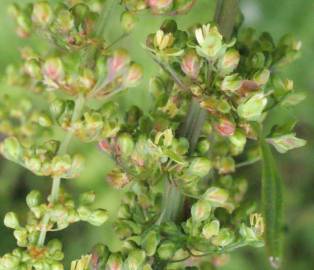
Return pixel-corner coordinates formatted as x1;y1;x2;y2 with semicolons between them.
0;0;313;269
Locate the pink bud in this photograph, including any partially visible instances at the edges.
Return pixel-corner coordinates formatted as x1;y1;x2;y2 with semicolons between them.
123;64;143;87
108;49;130;80
147;0;173;10
98;140;111;153
215;118;235;137
43;57;64;81
181;50;201;79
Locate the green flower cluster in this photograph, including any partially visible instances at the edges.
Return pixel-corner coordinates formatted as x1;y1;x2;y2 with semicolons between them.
0;190;108;270
0;0;306;269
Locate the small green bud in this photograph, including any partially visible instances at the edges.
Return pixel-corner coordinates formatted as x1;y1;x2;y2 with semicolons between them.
196;139;210;154
55;9;75;33
211;228;235;247
143;264;153;270
13;228;28;247
120;11;137;32
32;1;53;26
47;239;63;254
221;74;242;92
125;249;146;270
188;157;212;177
78;205;92;221
191;200;212;222
0;254;20;269
142;230;160;256
51;155;72;177
217;156;235;174
106;253;123;270
38;112;53;127
88;209;109;226
79;191;96;205
253;69;270;85
26;190;42;208
51;263;64;270
203;187;229;204
237;93;267;121
202;220;220;239
117;133;134;157
218;49;240;75
24;59;42;79
91;243;110;268
229;130;247;149
50;99;65;119
4;212;20;229
157;240;177;260
149;77;165;100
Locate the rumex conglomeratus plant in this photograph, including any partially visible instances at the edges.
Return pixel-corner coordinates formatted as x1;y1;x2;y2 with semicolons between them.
0;0;306;269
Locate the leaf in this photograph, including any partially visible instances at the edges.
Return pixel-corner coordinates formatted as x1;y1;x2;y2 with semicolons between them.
267;133;306;153
261;140;283;269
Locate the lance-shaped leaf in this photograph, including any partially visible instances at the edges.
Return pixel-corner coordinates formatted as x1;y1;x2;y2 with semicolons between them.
261;140;283;269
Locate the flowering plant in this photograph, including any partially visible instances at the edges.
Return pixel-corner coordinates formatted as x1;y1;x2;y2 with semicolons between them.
0;0;306;269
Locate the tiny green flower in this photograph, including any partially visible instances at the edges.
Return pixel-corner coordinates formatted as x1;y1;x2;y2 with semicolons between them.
237;93;267;121
4;212;20;229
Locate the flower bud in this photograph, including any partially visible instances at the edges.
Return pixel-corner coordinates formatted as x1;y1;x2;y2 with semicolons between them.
51;155;72;177
107;169;129;189
120;11;137;33
217;99;231;114
24;59;41;80
79;191;96;205
78;205;92;220
253;69;270;85
211;228;235;247
237;93;267;121
188;157;212;177
202;220;220;239
26;190;42;208
181;50;201;79
108;49;130;80
196;139;210;154
91;243;110;269
229;130;246;149
55;9;75;33
218;49;240;75
38;112;53;127
50;99;65;119
123;64;143;87
203;187;229;204
221;74;242;92
4;212;20;229
143;264;153;270
32;1;53;26
43;57;64;82
157;240;177;260
88;209;109;226
13;228;28;247
217;156;235;174
191;200;212;222
106;253;123;270
148;0;173;14
1;137;23;161
51;263;64;270
154;30;174;50
142;230;160;256
125;249;146;270
267;133;306;154
0;254;20;269
215;118;235;137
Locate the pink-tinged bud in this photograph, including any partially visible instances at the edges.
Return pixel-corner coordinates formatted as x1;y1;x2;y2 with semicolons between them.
218;49;240;75
43;57;64;81
123;64;143;87
107;169;129;189
147;0;173;13
99;140;112;153
108;49;130;80
215;118;235;137
32;1;53;26
181;50;201;79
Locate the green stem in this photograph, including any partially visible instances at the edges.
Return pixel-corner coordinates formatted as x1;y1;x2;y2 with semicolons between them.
161;0;240;224
37;94;85;247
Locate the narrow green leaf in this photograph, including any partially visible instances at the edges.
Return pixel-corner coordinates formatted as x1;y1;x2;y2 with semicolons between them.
261;140;283;269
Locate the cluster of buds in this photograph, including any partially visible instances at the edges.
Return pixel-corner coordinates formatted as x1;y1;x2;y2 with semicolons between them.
121;0;196;15
0;137;85;178
6;47;142;98
8;1;105;49
0;190;108;270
